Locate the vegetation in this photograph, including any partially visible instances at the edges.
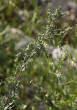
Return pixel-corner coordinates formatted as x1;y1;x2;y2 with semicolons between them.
0;0;77;110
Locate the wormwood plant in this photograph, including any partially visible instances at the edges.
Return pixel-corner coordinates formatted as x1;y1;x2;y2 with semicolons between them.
0;8;77;110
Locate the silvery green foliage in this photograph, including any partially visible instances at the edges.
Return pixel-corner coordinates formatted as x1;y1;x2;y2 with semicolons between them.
1;8;77;110
16;8;72;72
40;8;72;46
16;40;46;72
